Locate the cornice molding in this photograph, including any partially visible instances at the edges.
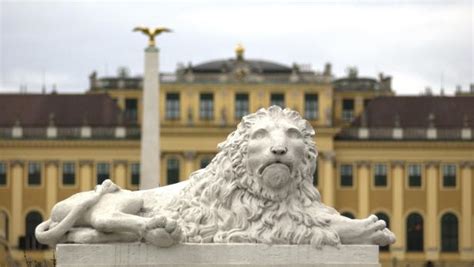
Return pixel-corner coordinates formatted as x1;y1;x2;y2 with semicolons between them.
79;160;94;167
425;161;441;168
44;160;60;167
320;151;336;161
355;160;371;168
10;159;25;167
390;161;405;167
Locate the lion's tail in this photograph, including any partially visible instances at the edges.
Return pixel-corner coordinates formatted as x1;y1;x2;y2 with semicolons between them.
35;191;103;247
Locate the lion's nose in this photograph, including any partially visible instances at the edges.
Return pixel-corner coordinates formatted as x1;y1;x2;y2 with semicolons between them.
271;145;288;155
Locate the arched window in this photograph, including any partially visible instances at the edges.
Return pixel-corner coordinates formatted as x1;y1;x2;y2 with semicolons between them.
341;212;355;219
24;211;43;250
375;212;390;252
441;213;458;252
406;212;423;252
0;211;8;241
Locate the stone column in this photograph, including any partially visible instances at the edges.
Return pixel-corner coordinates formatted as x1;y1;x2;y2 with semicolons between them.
425;161;439;260
321;152;336;207
183;151;196;180
79;160;94;191
113;160;128;188
140;45;160;190
460;161;473;260
356;161;371;218
391;160;405;259
45;160;59;216
10;160;24;247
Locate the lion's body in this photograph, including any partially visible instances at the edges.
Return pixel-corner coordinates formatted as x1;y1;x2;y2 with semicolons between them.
36;106;395;248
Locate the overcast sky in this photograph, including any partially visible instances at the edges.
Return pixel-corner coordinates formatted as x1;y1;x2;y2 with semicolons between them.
1;0;472;95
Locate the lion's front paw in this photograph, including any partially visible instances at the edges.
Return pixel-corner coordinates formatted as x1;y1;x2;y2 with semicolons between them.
361;215;396;246
144;216;182;247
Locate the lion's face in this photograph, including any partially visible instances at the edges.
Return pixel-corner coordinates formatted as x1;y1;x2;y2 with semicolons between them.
246;115;307;200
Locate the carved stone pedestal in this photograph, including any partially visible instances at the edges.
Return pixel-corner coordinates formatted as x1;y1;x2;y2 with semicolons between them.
56;243;380;267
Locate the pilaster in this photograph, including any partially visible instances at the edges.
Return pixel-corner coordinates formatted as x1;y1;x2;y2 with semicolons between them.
460;161;473;260
425;161;440;260
356;161;371;218
321;152;335;207
79;160;94;191
10;160;24;247
45;160;59;217
113;160;128;188
391;160;405;259
183;151;196;180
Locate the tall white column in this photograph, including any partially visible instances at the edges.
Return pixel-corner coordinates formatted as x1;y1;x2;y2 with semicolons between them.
140;46;160;189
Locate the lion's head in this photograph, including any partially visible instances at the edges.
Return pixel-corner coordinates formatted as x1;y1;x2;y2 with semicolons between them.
165;106;340;247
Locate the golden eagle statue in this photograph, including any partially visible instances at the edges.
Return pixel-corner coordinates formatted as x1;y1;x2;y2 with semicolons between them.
133;26;172;46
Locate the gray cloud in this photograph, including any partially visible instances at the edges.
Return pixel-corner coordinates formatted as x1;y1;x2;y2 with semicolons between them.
1;1;472;95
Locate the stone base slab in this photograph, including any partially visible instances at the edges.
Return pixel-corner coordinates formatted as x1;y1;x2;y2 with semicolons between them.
56;243;380;267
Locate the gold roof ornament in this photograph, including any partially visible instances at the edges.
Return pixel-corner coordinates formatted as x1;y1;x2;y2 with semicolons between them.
133;26;172;47
235;43;245;60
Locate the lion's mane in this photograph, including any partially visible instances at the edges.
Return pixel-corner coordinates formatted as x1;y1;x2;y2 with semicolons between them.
164;106;340;247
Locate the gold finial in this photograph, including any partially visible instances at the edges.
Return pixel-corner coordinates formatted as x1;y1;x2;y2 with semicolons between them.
235;43;245;60
133;26;172;47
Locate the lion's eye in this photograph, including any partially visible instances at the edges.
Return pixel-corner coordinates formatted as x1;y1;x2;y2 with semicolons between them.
252;129;268;139
287;128;302;139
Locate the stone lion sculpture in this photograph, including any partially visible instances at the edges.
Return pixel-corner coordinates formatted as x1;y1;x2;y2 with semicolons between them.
36;106;395;248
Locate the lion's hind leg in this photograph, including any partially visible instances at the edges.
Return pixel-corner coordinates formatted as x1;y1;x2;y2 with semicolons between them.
65;227;139;244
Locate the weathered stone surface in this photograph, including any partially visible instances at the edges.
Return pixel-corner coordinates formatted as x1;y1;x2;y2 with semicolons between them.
36;106;395;250
56;243;380;267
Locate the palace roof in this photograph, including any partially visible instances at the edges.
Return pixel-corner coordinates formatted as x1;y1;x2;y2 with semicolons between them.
0;93;127;127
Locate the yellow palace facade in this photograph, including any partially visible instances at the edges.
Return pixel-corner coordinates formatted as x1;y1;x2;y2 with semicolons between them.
0;47;473;266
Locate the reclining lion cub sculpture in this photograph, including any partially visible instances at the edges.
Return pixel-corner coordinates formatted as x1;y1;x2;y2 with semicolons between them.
36;106;395;248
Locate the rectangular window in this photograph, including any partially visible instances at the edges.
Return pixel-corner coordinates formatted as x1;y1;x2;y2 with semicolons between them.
0;162;6;186
28;162;41;185
340;164;353;187
305;94;319;120
270;93;285;108
62;162;76;185
342;99;354;122
442;164;456;187
167;158;180;185
374;164;387;187
131;163;140;186
125;98;138;122
166;93;180;120
200;93;214;120
235;93;249;119
313;166;318;187
408;164;422;187
200;158;212;169
96;163;110;185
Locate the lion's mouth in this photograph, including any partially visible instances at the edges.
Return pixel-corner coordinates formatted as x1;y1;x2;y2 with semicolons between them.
258;160;292;175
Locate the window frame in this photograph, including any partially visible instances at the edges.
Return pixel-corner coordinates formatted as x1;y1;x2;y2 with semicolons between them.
235;93;249;120
304;93;319;120
407;164;423;189
130;162;140;187
199;93;214;120
373;163;388;188
96;162;110;185
270;93;285;108
166;157;180;185
0;162;7;187
165;92;180;120
61;161;76;187
339;164;354;188
27;162;42;187
441;164;457;189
